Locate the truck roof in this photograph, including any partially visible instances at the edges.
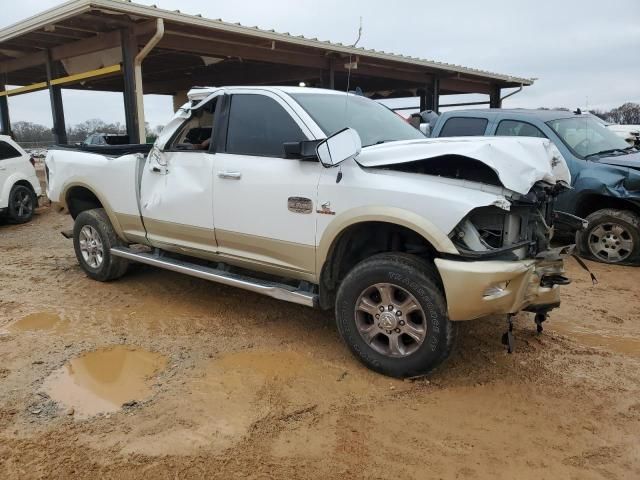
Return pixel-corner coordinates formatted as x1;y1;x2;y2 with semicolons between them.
441;108;582;121
187;86;349;102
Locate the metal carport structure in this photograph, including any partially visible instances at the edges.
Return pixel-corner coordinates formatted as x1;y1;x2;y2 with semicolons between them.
0;0;533;144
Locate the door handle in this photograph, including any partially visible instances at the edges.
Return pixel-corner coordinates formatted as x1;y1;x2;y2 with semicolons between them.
217;171;242;180
0;166;6;171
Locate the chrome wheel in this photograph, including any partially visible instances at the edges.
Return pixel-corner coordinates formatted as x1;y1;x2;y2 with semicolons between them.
588;222;634;263
354;283;427;358
11;188;33;219
78;225;104;268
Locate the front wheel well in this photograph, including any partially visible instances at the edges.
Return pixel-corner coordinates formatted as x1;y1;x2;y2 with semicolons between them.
319;222;440;310
12;179;37;195
575;193;640;219
65;186;103;219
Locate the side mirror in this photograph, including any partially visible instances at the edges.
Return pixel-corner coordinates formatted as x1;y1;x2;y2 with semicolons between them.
283;140;321;161
316;128;362;167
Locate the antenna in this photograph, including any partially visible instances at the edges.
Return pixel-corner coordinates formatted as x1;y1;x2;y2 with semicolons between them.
339;17;363;185
345;17;363;95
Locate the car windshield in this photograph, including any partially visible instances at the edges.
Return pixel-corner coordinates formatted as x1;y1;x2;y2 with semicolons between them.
290;93;424;147
547;116;631;158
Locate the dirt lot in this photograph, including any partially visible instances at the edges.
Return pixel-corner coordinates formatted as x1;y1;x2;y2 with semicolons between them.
1;204;639;480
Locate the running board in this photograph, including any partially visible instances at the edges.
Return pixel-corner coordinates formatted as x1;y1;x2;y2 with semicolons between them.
110;247;317;308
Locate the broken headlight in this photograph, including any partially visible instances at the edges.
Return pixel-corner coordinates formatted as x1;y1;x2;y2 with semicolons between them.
451;184;558;260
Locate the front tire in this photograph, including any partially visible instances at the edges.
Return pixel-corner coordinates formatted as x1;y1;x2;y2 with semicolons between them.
335;253;453;378
73;208;128;281
7;184;36;223
576;209;640;265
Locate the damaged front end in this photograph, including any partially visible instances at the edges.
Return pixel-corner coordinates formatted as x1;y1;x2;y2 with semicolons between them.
436;180;582;321
450;181;567;261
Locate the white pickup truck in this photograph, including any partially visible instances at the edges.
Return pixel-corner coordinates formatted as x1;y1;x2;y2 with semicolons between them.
46;86;576;377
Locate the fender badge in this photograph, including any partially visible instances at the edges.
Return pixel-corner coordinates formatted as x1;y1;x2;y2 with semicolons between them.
317;201;336;215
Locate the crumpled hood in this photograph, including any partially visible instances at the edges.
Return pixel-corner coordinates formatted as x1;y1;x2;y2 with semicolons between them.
596;151;640;171
355;137;571;195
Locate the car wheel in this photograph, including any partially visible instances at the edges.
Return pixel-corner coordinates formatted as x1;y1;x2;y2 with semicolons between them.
577;209;640;265
335;253;454;378
73;208;129;281
7;184;36;223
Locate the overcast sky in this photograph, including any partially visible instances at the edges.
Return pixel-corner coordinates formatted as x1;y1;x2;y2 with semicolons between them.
2;0;639;128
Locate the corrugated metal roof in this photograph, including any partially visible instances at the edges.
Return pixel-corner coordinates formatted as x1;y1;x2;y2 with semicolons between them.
0;0;533;87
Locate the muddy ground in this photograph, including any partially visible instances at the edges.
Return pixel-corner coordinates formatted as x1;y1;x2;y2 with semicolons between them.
1;203;639;479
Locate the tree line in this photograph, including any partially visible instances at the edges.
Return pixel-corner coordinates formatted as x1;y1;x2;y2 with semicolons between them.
10;119;164;146
590;103;640;125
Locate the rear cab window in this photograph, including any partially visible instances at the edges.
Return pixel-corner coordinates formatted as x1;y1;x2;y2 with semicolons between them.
438;117;488;137
0;141;22;160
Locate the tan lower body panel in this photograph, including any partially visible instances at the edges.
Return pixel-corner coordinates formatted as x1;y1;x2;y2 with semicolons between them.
215;229;316;279
114;212;147;244
434;258;563;321
124;220;316;283
143;217;216;253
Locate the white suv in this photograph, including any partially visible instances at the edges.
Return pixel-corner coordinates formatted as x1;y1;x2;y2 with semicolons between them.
0;135;41;223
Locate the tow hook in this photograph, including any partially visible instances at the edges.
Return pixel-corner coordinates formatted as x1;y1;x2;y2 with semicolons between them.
534;312;548;334
540;274;571;288
501;314;515;353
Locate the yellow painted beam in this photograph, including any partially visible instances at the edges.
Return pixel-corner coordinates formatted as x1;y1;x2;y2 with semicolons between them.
0;64;122;97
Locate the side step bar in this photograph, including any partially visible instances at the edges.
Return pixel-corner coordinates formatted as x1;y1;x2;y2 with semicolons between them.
110;247;317;308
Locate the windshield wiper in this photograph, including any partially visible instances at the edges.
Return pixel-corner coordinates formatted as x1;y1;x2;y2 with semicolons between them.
584;148;627;159
363;139;394;148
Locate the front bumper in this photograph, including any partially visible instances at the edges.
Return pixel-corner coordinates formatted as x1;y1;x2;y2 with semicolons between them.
434;254;567;321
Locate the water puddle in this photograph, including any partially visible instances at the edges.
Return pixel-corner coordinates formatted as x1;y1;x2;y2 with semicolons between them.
44;345;167;418
551;322;640;358
0;312;68;334
116;350;384;457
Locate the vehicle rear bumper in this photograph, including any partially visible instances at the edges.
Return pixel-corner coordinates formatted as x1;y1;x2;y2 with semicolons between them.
434;254;567;321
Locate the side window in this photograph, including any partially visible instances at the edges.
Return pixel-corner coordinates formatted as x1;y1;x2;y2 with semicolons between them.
439;117;488;137
225;94;306;157
168;98;217;151
0;141;22;160
496;120;547;138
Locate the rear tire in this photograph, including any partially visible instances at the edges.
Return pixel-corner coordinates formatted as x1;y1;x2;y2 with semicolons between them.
7;184;36;223
73;208;129;281
576;209;640;265
335;253;453;378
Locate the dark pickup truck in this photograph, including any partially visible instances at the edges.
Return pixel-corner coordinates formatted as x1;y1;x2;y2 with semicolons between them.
431;109;640;265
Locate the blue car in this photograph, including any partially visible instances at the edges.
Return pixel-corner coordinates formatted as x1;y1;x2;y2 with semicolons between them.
431;109;640;265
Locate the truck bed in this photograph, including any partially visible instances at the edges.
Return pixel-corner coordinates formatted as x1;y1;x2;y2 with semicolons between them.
49;143;154;156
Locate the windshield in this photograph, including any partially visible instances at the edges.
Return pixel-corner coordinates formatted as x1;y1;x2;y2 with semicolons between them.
290;93;425;147
547;116;631;158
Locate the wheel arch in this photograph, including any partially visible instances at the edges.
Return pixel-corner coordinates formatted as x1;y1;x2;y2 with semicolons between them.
574;192;640;219
1;172;38;209
62;182;126;239
317;207;455;310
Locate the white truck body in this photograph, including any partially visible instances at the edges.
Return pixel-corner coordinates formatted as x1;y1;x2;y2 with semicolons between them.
45;86;577;376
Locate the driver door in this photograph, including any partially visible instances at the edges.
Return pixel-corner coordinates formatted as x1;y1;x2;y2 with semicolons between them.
139;96;220;253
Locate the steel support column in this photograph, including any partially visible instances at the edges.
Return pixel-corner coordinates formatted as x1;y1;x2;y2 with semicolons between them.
121;28;140;144
425;77;440;113
418;88;426;112
45;51;67;144
0;92;10;136
489;84;502;108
